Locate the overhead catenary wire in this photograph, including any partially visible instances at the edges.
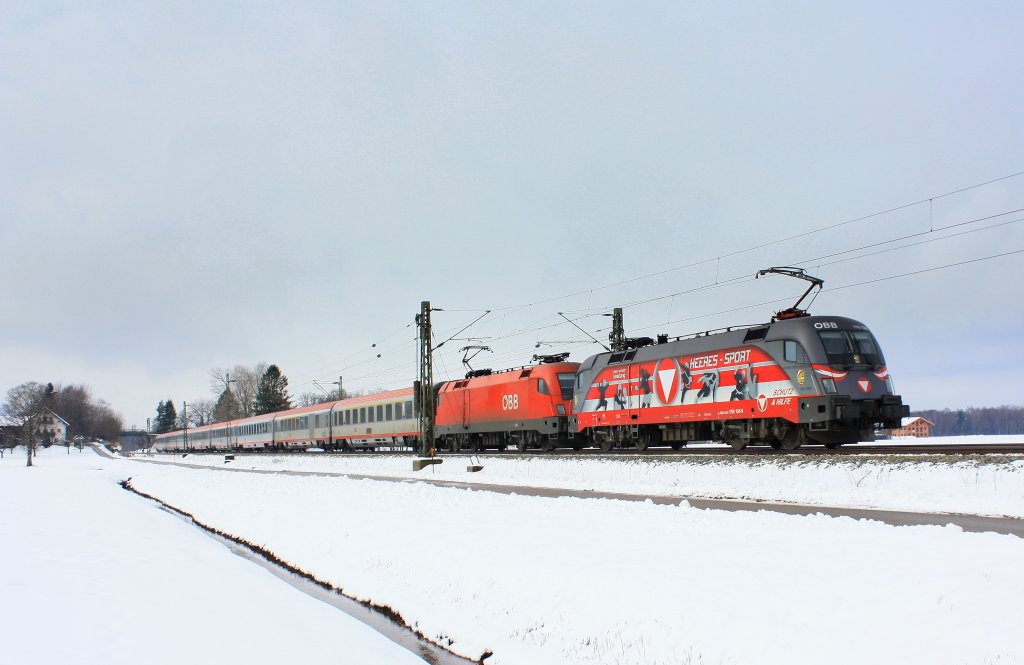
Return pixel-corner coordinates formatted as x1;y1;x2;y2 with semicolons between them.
296;170;1024;393
445;169;1024;313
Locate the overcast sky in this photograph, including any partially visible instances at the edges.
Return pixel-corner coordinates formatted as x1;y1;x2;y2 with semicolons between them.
2;1;1023;429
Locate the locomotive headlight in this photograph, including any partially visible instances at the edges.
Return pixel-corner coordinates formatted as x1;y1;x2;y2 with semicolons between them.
822;378;837;394
556;404;566;415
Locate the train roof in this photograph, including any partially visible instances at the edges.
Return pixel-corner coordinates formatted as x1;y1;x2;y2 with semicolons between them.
153;386;415;438
441;361;580;389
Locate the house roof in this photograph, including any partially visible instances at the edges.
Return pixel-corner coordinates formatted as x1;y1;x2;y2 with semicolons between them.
900;416;934;427
45;409;70;426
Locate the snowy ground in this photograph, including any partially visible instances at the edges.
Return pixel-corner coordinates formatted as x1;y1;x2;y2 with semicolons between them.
147;436;1024;519
124;454;1024;665
9;445;1024;665
0;447;429;665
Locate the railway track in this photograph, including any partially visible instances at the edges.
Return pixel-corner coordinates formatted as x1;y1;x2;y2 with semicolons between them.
164;442;1024;457
519;443;1024;456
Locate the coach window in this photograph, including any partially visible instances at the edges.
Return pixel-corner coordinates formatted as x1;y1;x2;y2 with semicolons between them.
395;403;402;419
386;403;393;421
368;407;375;423
376;405;383;421
405;400;413;417
360;408;366;424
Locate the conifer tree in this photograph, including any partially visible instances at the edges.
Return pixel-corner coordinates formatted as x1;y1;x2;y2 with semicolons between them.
154;399;178;433
253;365;291;415
163;399;177;432
154;401;166;433
214;388;242;422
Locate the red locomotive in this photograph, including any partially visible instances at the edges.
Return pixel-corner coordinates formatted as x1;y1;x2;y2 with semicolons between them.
435;356;579;452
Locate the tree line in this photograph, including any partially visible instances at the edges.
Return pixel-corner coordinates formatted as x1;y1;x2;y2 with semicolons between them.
1;382;124;465
154;362;349;433
910;405;1024;436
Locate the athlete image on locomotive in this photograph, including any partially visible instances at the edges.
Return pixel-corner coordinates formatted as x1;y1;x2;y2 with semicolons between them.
153;268;909;454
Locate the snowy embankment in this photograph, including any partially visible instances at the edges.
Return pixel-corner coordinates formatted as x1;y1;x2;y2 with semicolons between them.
160;438;1024;519
125;459;1024;665
0;447;429;665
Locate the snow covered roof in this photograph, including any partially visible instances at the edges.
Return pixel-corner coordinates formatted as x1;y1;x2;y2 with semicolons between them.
45;409;70;426
900;416;933;427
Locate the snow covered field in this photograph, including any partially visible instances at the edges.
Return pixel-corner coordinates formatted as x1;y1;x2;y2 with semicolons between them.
153;436;1024;519
126;454;1024;665
9;445;1024;665
0;447;430;665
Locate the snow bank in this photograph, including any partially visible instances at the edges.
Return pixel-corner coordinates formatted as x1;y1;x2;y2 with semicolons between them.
126;461;1024;665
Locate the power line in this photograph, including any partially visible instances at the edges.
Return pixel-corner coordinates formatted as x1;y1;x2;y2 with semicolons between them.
448;169;1024;313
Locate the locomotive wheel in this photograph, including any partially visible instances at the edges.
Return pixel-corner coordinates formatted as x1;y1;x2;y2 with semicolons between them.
671;443;683;451
726;436;747;451
599;438;613;453
823;441;842;450
635;437;649;452
572;444;583;451
515;438;527;453
781;426;804;450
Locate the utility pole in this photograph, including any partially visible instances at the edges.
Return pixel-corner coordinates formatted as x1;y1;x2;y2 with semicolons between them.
609;307;625;352
223;373;235;448
416;301;435;458
332;375;344;399
183;401;189;452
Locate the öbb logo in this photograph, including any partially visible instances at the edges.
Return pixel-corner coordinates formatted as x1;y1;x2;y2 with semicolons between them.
502;394;520;410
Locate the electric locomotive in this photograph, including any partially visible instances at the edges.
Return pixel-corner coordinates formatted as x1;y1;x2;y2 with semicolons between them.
571;314;908;451
435;356;580;452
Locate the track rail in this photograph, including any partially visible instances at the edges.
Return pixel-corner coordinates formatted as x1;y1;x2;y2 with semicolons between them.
157;442;1024;457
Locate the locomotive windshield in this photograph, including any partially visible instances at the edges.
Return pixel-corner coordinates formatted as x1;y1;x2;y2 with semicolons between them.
557;373;576;401
818;329;884;368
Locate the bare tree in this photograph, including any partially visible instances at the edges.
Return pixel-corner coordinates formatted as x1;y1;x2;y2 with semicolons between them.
296;392;330;407
209;363;267;417
2;382;48;467
295;383;349;407
186;398;216;426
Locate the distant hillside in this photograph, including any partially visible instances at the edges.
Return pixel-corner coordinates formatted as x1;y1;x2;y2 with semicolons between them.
910;406;1024;436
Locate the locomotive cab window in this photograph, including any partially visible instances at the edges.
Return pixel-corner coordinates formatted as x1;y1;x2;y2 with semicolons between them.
784;340;798;362
558;373;576;400
818;330;884;368
537;378;550;395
